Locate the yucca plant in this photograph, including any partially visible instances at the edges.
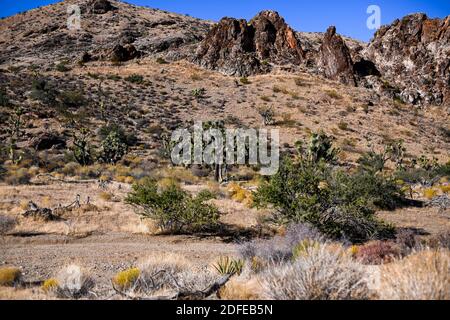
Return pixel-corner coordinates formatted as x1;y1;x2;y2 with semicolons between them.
213;256;244;276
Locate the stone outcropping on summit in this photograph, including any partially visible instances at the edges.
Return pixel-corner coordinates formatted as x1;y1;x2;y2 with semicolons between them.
194;11;304;76
317;26;357;86
362;13;450;106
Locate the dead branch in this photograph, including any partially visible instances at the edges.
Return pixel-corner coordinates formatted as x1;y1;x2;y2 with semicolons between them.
112;274;233;301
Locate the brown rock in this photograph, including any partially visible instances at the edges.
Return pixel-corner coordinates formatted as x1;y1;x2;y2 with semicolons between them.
194;11;303;76
89;0;116;14
317;26;356;86
194;17;266;76
109;44;139;62
250;11;304;64
32;133;66;151
363;13;450;105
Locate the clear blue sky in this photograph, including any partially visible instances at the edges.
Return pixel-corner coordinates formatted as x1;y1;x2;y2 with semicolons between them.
1;0;449;41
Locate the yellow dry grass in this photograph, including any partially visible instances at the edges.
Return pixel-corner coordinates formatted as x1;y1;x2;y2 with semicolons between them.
378;249;450;300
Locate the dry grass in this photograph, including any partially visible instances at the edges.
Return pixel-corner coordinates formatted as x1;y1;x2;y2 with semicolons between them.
99;192;113;202
219;276;263;300
261;244;369;300
0;215;17;235
0;267;22;287
41;278;59;293
55;265;94;299
227;182;254;207
130;253;218;296
154;167;199;185
113;268;141;291
378;249;450;300
0;287;47;300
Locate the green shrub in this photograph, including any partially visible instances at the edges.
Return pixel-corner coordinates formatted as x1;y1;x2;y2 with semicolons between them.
325;89;342;100
125;74;144;84
294;77;303;86
240;77;251;85
191;88;206;99
58;90;85;109
357;151;386;174
126;179;220;234
292;239;320;260
0;88;9;107
99;124;137;147
330;170;404;211
72;128;93;166
337;121;349;131
258;106;275;125
30;78;57;106
100;131;127;164
4;167;31;185
113;268;140;290
303;131;339;164
55;61;71;72
106;74;121;81
42;278;59;293
395;160;449;185
0;215;17;235
156;57;168;64
254;134;397;242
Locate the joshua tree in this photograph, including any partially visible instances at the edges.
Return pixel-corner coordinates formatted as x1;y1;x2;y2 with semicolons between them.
72;127;93;166
6;107;24;164
258;106;275;126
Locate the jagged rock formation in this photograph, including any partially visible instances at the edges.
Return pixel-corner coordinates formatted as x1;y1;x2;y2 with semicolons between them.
250;11;304;64
194;11;303;76
317;26;357;86
363;13;450;105
194;18;265;76
88;0;116;14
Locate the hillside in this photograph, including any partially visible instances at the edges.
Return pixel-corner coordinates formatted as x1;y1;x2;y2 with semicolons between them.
0;0;449;301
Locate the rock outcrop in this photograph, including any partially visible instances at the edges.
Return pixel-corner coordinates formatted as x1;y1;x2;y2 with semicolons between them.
363;13;450;105
250;11;304;64
109;44;139;62
194;11;304;76
317;26;356;86
88;0;116;14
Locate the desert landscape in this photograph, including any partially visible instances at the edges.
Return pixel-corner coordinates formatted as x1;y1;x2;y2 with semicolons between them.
0;0;449;300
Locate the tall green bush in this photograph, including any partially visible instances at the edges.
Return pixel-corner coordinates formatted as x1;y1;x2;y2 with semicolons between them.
126;179;220;234
254;133;398;242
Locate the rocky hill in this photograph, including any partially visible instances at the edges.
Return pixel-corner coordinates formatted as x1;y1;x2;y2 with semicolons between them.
0;0;448;167
1;1;448;106
363;13;450;106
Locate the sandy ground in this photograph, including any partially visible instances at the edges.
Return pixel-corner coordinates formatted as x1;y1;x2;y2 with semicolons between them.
0;179;448;299
0;232;237;293
0;180;260;297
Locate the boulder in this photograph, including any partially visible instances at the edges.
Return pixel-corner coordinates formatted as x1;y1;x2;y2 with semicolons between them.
109;44;139;62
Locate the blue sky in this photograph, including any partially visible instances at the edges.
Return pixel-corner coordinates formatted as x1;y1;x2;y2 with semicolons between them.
1;0;449;41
